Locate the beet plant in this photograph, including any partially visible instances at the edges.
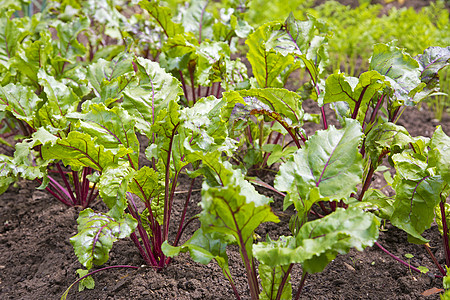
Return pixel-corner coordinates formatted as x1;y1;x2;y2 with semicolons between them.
164;12;450;299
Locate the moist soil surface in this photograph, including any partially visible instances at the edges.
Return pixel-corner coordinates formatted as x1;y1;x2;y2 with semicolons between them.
2;1;450;299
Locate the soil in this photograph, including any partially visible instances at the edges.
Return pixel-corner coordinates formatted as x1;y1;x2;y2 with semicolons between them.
1;1;450;300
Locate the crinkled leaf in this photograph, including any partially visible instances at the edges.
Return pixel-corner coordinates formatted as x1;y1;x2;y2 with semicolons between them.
415;46;450;90
275;119;363;211
162;228;233;281
52;16;89;61
255;236;293;300
430;126;450;183
196;41;230;86
0;83;43;129
98;163;135;220
182;0;214;42
37;70;80;130
253;208;379;274
200;161;279;261
356;189;395;220
85;54;135;104
11;31;52;84
128;166;165;225
139;0;184;38
279;13;329;83
41;131;131;171
364;122;413;169
369;43;424;106
246;21;294;88
0;9;29;66
391;174;446;244
324;70;385;123
181;95;235;154
122;57;183;136
236;88;304;126
69;104;140;169
70;208;137;270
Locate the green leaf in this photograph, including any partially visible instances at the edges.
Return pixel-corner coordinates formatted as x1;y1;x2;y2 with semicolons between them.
181;95;236;154
69;104;140;169
280;13;329;83
85;54;135;105
324;70;385;123
415;46;450;90
391;173;445;244
369;43;423;106
162;228;232;276
200;161;279;262
0;83;43;129
256;236;293;300
182;0;214;42
364;122;413;169
246;21;294;88
76;269;95;292
128;166;165;225
162;228;235;289
11;31;53;85
275;119;363;211
236;88;304;126
52;16;89;61
37;70;80;130
0;9;29;66
139;0;184;38
70;208;137;270
98;163;135;220
195;41;230;86
41;131;131;171
122;57;183;136
253;208;379;274
430;126;450;183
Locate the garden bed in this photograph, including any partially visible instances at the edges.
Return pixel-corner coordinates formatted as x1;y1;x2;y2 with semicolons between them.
1;99;448;300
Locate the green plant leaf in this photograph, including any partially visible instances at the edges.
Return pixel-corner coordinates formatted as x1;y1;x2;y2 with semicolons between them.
139;0;184;38
11;31;52;85
364;122;413;169
430;126;450;183
0;83;43;129
70;208;137;270
162;228;233;282
52;15;89;62
0;9;29;66
41;131;131;171
37;70;80;130
85;54;135;105
200;161;279;263
237;88;304;126
98;163;135;220
324;70;385;122
275;119;363;211
128;166;165;225
369;42;424;106
391;173;445;244
246;21;294;88
255;236;293;300
415;46;450;90
253;208;379;273
122;57;183;136
280;13;329;83
182;0;214;42
69;104;140;169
